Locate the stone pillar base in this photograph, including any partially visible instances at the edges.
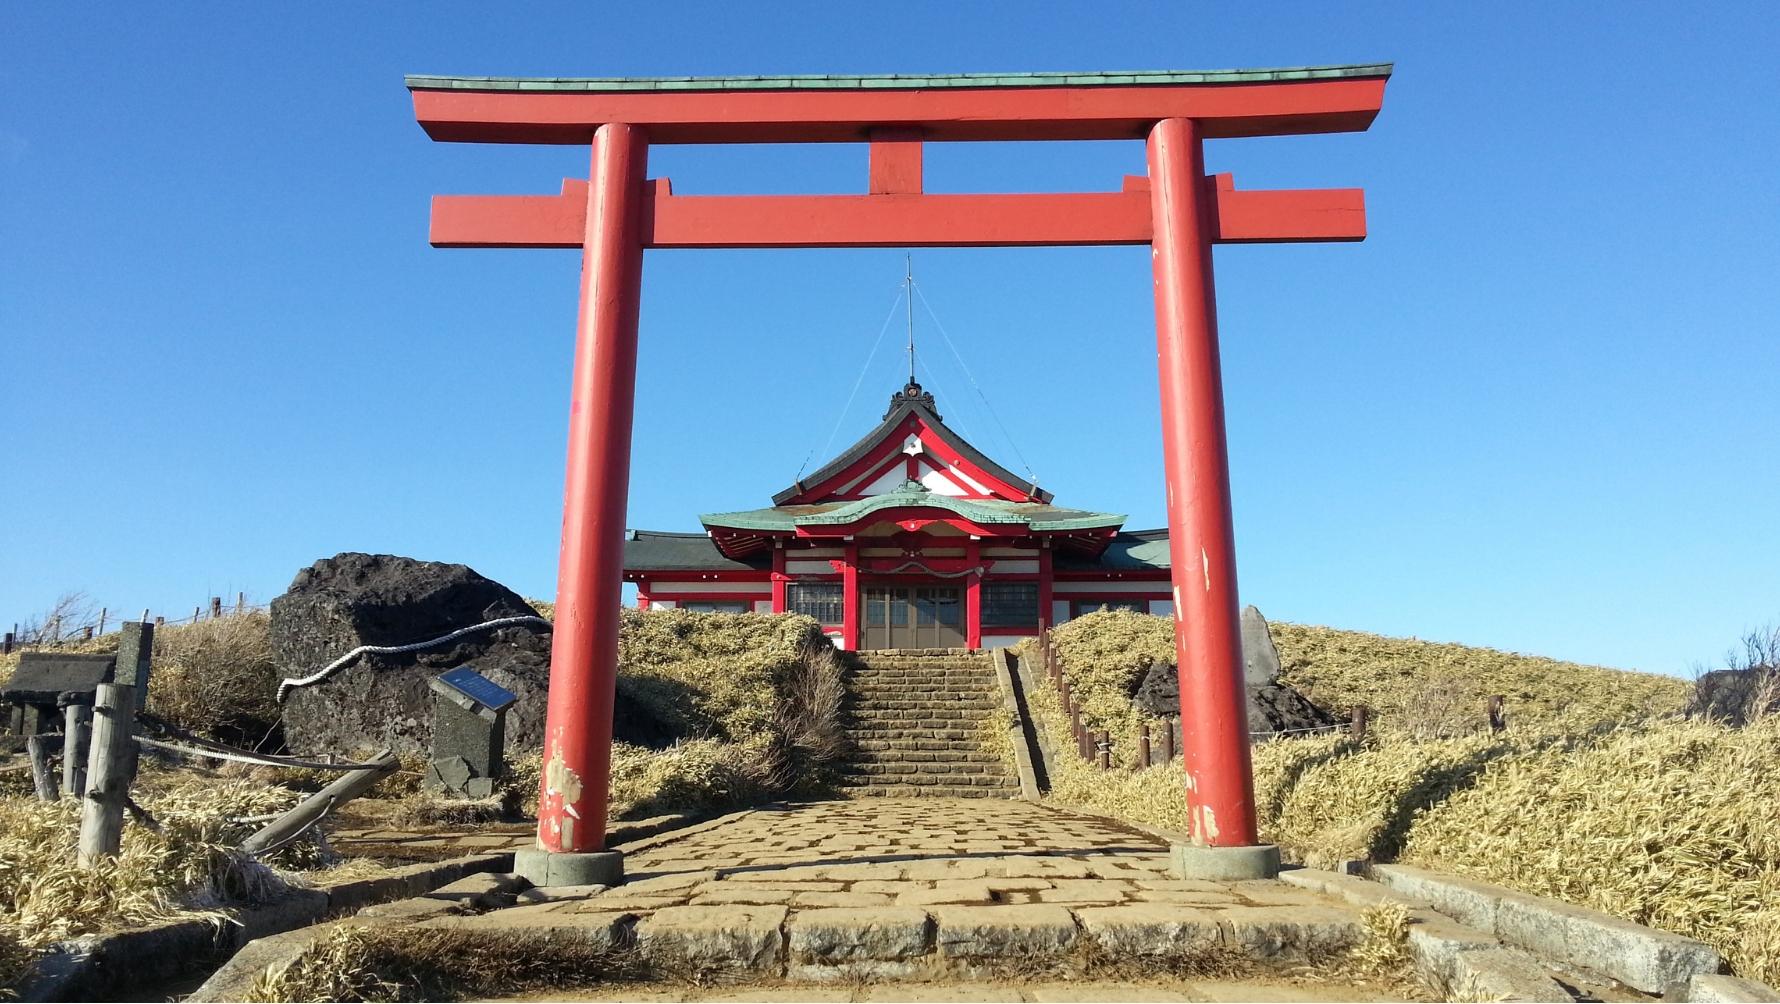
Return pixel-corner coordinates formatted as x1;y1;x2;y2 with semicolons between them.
515;847;624;887
1170;842;1280;881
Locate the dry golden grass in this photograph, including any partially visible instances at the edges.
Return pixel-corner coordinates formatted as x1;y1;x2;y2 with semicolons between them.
246;924;646;1002
0;772;325;989
1401;719;1780;984
1269;620;1691;731
1025;614;1777;982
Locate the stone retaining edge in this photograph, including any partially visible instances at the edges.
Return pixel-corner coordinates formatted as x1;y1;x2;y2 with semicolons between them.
988;648;1041;801
1280;868;1567;1000
21;851;512;1003
1369;864;1738;997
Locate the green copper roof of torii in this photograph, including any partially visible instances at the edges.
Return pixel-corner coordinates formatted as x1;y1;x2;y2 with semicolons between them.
700;481;1125;534
405;65;1393;94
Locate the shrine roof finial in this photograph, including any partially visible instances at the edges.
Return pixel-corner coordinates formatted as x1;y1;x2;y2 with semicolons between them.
887;380;939;421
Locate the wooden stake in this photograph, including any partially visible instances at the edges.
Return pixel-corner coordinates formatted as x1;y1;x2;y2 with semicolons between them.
96;608;107;636
241;750;398;856
1161;718;1175;762
63;702;93;799
28;735;61;801
1096;730;1111;770
2;632;11;655
1139;722;1152;767
79;683;138;867
210;597;223;619
1488;695;1506;733
116;621;155;709
1352;705;1370;739
236;591;245;613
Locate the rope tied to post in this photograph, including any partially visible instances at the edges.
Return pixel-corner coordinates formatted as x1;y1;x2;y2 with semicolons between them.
274;614;552;703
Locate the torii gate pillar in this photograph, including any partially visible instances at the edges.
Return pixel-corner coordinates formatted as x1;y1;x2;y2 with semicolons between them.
1149;117;1273;876
407;65;1390;886
515;123;647;886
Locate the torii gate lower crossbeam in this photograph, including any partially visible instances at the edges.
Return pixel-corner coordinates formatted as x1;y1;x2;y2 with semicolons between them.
408;67;1390;886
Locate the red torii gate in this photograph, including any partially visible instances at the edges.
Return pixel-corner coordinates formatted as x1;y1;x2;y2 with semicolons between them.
407;65;1390;885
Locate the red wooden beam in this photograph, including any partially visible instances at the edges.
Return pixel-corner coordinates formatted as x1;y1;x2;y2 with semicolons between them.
429;178;1364;249
409;77;1388;145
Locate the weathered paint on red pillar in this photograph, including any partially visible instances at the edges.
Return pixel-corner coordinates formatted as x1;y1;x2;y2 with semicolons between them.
537;123;648;855
1146;116;1260;849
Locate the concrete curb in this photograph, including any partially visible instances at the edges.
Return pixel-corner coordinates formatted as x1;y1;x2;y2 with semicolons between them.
989;648;1042;800
1373;864;1723;996
20;851;512;1002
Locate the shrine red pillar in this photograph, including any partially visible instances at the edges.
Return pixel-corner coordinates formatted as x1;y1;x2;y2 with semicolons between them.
841;541;860;650
1146;117;1271;872
524;123;647;884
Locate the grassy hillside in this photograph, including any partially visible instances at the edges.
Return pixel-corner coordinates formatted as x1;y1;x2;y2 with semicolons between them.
1270;621;1691;733
1039;610;1691;744
1027;612;1773;982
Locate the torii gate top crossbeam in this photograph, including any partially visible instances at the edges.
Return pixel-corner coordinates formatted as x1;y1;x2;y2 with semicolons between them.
407;64;1391;144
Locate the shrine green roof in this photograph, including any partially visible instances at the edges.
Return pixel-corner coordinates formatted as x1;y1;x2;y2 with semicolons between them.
405;65;1392;94
700;480;1123;533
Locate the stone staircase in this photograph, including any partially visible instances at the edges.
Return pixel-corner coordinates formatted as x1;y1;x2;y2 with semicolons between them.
835;648;1021;798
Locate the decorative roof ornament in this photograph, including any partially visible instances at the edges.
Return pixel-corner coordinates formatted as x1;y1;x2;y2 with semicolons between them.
885;380;940;420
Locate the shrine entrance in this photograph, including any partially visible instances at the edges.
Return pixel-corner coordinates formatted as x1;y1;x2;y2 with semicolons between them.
861;584;965;651
406;64;1391;880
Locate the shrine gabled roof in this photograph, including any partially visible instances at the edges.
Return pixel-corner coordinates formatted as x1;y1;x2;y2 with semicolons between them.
704;480;1121;534
1055;528;1171;570
623;530;770;572
405;65;1393;94
774;382;1051;505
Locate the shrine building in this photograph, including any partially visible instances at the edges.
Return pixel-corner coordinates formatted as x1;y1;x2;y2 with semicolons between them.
624;381;1172;650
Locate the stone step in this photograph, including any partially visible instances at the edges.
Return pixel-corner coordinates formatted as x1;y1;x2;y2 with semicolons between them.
844;727;977;739
837;784;1012;798
848;752;1008;765
846;700;1000;712
835;773;1018;789
849;738;1000;752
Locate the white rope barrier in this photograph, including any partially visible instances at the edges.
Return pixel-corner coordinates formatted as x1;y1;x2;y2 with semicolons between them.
136;736;389;772
274;614;551;703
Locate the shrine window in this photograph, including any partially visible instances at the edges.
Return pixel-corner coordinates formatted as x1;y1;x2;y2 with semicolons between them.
786;583;844;624
1071;598;1150;618
679;600;753;615
983;582;1039;626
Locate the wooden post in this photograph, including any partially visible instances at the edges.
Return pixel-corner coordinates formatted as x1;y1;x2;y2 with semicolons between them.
1139;722;1152;767
79;683;138;867
96;608;107;636
241;751;398;856
2;632;12;655
62;700;93;799
1161;718;1175;763
154;616;165;627
1096;730;1111;770
210;597;223;619
235;592;245;613
82;626;94;641
116;621;154;710
1351;705;1369;739
1488;695;1506;733
192;606;201;623
28;735;61;801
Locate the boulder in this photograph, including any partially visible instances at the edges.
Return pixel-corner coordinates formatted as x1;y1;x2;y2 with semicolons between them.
272;552;553;760
1686;668;1777;726
1131;605;1335;737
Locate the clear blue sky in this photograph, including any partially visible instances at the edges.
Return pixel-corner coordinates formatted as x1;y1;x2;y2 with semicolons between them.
3;3;1776;675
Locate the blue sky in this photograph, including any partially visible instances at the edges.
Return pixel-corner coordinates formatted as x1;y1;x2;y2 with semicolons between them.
3;3;1776;675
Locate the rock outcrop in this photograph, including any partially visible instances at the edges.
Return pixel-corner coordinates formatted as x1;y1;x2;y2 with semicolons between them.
1130;605;1335;736
272;552;554;759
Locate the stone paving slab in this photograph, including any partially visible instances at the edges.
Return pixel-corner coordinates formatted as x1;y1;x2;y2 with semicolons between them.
438;799;1377;983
